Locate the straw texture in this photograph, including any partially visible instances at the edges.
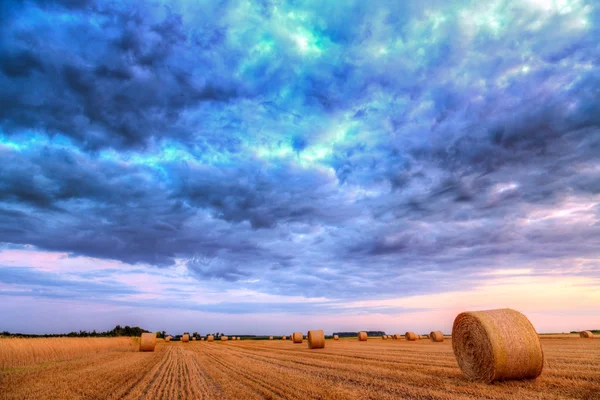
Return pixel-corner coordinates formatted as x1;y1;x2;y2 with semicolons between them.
580;331;594;338
358;332;368;341
292;332;303;344
139;333;156;352
405;332;418;341
430;331;444;342
452;308;544;383
181;334;189;343
308;330;325;349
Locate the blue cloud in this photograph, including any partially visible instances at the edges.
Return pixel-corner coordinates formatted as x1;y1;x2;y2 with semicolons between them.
0;0;599;306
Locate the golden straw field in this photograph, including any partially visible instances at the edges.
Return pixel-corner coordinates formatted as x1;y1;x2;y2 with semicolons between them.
1;335;599;400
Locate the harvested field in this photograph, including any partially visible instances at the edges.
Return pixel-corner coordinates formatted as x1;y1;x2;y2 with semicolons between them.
1;335;599;399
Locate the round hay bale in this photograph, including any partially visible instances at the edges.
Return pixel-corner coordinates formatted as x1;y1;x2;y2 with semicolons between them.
405;332;418;341
181;334;190;343
333;335;339;340
201;337;205;341
580;331;594;338
192;337;197;341
308;330;325;349
207;335;214;342
165;336;171;343
292;332;303;343
430;331;444;342
393;334;401;340
231;337;236;341
358;332;368;341
452;308;544;383
237;337;241;340
139;333;156;352
221;336;228;341
282;336;287;340
269;336;273;340
382;335;387;340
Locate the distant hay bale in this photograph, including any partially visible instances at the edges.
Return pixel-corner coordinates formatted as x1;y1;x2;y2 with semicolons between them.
192;337;197;341
580;331;594;338
308;330;325;349
221;336;228;341
452;308;544;383
237;337;241;340
269;336;273;340
207;335;214;342
333;335;339;340
358;332;368;341
393;334;401;340
182;334;190;343
201;337;205;341
139;333;156;352
430;331;444;342
165;336;171;343
282;336;287;340
292;332;303;344
382;335;388;340
405;332;418;341
231;337;236;341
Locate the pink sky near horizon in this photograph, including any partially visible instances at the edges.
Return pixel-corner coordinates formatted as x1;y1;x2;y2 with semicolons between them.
0;248;598;335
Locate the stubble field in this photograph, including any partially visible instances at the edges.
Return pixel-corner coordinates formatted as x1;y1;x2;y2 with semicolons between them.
1;335;599;400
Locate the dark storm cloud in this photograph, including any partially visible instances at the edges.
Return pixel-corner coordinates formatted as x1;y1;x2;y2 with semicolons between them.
1;0;599;302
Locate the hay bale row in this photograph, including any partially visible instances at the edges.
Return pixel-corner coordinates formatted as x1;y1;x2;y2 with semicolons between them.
580;331;594;339
139;333;156;352
308;330;325;349
452;308;544;383
358;332;368;341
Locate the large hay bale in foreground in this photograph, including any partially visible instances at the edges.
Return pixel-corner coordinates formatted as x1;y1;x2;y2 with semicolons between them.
308;330;325;349
221;336;228;341
580;331;594;338
333;335;339;340
452;308;544;383
358;332;368;341
207;335;214;342
430;331;444;342
405;332;418;341
139;333;156;352
292;332;303;344
181;334;190;343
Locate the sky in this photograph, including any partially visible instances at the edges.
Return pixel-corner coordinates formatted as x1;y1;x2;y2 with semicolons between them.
0;0;599;336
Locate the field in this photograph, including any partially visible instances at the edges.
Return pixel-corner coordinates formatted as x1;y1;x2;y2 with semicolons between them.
1;336;599;399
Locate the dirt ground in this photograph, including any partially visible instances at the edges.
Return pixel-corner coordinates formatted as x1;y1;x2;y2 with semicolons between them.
1;335;599;399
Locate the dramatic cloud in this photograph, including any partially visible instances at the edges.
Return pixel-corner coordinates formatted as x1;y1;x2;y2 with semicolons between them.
1;0;599;332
